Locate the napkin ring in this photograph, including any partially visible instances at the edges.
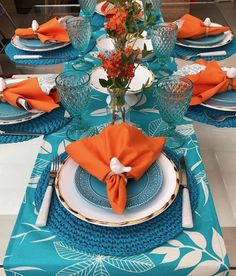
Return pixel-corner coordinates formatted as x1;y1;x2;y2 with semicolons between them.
0;94;6;103
228;79;233;91
205;26;209;37
105;171;128;185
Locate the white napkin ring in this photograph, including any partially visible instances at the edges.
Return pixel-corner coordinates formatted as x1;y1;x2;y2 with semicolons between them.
0;78;7;92
226;68;236;79
204;17;211;27
110;157;132;174
32;20;39;32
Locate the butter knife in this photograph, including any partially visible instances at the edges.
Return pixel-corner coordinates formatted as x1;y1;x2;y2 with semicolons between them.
0;130;44;136
179;157;193;228
13;55;72;60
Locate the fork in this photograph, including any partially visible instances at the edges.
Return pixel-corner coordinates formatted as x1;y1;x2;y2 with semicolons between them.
35;156;61;227
204;112;236;122
176;50;227;61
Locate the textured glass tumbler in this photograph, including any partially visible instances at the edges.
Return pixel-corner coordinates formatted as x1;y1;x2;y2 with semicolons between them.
155;76;193;148
66;17;93;71
151;22;177;76
79;0;97;19
55;71;91;141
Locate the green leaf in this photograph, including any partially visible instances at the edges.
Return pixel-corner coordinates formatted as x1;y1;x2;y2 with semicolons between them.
99;79;108;88
107;78;113;87
121;53;128;63
128;52;135;64
115;77;125;89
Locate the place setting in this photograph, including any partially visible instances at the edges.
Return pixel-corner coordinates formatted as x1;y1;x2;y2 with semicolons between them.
173;13;235;62
0;74;71;143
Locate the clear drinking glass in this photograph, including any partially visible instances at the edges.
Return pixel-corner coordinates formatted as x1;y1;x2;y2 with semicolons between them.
79;0;97;20
142;0;162;18
151;22;177;76
55;71;91;141
155;75;193;148
66;17;93;71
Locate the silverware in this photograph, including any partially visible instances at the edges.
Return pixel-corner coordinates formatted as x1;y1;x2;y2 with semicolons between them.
36;156;61;227
176;50;226;61
179;157;193;228
204;112;236;122
0;130;44;136
13;55;72;60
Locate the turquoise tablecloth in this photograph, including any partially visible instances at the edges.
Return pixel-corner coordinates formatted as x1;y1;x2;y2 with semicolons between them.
3;83;230;275
3;13;230;276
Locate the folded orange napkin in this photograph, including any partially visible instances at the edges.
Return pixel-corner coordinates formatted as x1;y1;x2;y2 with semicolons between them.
66;123;166;214
15;17;69;44
177;14;230;40
186;60;236;105
1;78;59;112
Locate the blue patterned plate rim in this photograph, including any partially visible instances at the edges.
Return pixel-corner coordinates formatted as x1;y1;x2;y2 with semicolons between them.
179;33;225;46
19;38;61;49
74;161;164;210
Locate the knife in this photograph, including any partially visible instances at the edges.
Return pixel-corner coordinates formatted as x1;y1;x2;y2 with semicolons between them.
179;157;193;228
0;130;44;136
13;55;72;60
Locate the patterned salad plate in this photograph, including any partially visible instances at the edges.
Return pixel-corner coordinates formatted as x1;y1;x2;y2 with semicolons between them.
55;153;179;227
90;64;154;94
0;78;44;125
176;23;234;49
74;161;163;209
11;35;70;52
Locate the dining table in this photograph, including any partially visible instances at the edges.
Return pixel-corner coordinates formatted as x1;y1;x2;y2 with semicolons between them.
0;1;236;275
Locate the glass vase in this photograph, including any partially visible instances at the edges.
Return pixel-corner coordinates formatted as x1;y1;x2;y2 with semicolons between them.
107;88;130;124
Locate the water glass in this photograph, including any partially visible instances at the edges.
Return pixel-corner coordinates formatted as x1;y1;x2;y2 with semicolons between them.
55;71;91;141
155;75;193;148
66;17;93;71
151;22;177;75
79;0;97;19
142;0;162;17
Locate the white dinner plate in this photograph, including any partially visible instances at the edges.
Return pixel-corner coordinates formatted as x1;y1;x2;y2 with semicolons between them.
0;78;44;125
55;153;179;227
90;64;154;94
176;23;234;49
11;35;70;52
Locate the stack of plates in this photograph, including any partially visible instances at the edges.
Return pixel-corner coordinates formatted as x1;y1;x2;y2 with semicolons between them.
177;23;233;49
11;36;70;52
0;78;44;125
55;153;179;227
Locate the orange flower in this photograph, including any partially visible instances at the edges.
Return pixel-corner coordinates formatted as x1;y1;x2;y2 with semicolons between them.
105;7;128;35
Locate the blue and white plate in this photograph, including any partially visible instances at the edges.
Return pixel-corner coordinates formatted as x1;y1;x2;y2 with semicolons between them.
202;90;236;111
179;33;225;47
0;78;44;125
19;38;61;49
74;161;163;209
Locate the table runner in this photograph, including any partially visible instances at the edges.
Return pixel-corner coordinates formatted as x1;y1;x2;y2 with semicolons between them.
3;83;230;275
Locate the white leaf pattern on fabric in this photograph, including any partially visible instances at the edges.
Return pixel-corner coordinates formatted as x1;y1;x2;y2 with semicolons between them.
212;228;227;261
148;119;168;137
139;108;159;113
195;171;209;205
90;108;107;116
168;240;184;247
175;250;202;270
151;247;180;263
56;261;96;276
105;255;155;273
40;140;52;154
8;266;44;271
188;260;221;276
135;94;147;106
30;158;50;178
93;262;110;276
176;124;194;136
57;139;70;155
31;236;56;243
184;231;207;249
54;242;92;261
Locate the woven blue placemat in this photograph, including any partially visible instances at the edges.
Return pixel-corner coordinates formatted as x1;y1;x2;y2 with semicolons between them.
4;38;96;65
34;149;198;257
0;107;70;144
172;38;236;61
187;105;236;127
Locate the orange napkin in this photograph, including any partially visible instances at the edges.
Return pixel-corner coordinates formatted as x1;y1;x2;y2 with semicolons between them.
15;17;69;44
186;60;236;105
66;123;166;214
2;78;59;112
177;14;230;40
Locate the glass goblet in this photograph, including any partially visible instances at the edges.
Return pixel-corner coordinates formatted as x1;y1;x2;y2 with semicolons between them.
155;75;193;148
55;71;91;141
66;17;93;71
79;0;97;20
150;22;177;76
